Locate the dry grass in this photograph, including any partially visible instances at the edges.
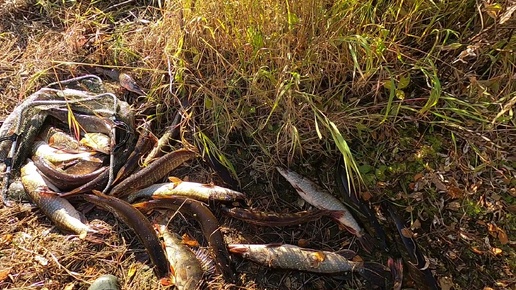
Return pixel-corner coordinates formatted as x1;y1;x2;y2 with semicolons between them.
1;0;515;289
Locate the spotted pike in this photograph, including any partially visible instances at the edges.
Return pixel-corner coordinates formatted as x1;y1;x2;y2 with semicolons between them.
133;198;236;282
83;191;170;280
276;167;372;251
32;141;100;163
20;159;93;238
229;243;387;286
127;177;246;203
32;156;107;191
220;206;329;227
109;149;197;197
155;222;203;290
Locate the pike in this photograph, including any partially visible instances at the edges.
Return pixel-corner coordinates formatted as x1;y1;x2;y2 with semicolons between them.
32;141;101;163
83;191;171;281
220;206;329;227
109;149;197;197
155;221;203;290
32;155;107;191
276;167;373;252
133;198;236;282
20;159;93;238
229;243;387;286
127;177;246;203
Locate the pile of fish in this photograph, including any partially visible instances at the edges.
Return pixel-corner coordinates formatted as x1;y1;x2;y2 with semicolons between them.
0;75;438;289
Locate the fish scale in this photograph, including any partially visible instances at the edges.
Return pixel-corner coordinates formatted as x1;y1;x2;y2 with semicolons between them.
21;159;92;237
276;167;363;236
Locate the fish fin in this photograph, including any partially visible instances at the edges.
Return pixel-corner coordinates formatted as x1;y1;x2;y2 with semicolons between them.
357;232;375;253
335;249;357;260
227;244;247;254
359;262;389;287
388;257;403;290
91;189;107;197
168;176;182;186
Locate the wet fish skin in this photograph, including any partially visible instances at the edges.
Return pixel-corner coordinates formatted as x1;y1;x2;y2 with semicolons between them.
32;141;100;163
229;243;388;286
156;223;203;290
21;159;92;237
109;149;197;197
228;243;363;273
127;178;246;203
80;133;111;154
276;167;366;239
32;155;107;191
133;198;236;283
221;206;329;227
83;191;170;279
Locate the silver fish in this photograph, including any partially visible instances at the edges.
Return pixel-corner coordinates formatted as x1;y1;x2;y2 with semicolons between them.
32;141;100;164
229;243;388;286
276;167;366;240
21;159;93;238
127;177;245;203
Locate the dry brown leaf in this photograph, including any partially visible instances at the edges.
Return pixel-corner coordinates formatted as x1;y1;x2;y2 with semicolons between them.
414;173;424;182
0;234;13;246
447;185;464;199
471;246;484;255
439;276;454;290
352;255;364;262
500;4;516;24
401;227;414;238
507;204;516;213
361;191;372;201
491;247;503;256
446;201;461;211
411;219;421;230
297;238;309;247
431;174;447;191
497;229;509;245
0;268;10;282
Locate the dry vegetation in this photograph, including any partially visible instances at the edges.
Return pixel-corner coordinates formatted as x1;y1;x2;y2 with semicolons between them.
1;0;515;289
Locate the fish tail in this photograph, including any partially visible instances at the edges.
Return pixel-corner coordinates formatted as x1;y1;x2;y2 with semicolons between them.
357;232;375;253
359;262;389;287
227;244;247;254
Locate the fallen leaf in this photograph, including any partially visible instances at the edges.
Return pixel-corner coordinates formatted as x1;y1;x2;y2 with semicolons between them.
352;255;364;262
500;4;516;24
0;234;13;246
35;255;48;266
0;268;10;282
471;246;484;255
439;276;454;290
446;201;461;211
297;239;309;247
497;229;509;245
431;174;447;191
491;247;503;256
401;227;415;238
447;185;464;199
411;219;421;230
414;173;424;181
127;264;138;279
361;191;372;201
